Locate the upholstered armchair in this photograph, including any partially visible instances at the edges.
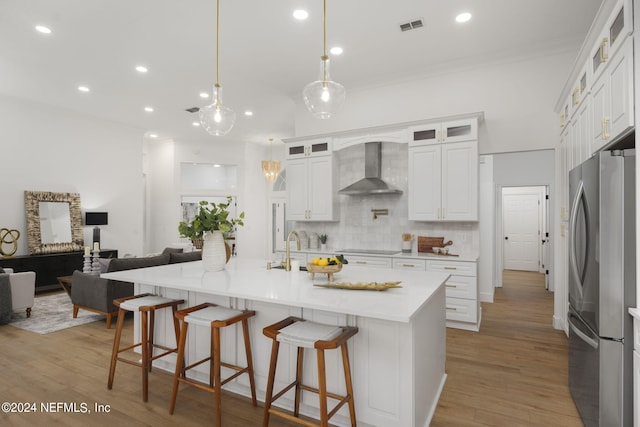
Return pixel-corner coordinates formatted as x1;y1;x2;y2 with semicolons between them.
4;268;36;318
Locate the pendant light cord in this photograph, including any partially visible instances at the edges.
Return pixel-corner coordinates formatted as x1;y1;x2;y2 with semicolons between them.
215;0;221;88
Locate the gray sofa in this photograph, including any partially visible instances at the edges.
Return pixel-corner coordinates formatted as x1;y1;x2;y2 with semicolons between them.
71;248;201;328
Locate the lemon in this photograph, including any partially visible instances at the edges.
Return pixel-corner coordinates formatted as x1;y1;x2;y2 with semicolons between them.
318;258;329;266
311;258;320;265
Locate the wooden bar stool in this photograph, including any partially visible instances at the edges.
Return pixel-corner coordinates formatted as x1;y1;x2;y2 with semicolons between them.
169;303;257;427
108;293;184;402
262;316;358;427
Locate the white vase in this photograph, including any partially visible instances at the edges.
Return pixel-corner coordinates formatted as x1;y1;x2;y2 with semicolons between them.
202;231;226;272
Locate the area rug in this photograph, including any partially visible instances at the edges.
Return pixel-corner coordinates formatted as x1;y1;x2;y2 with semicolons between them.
9;292;104;334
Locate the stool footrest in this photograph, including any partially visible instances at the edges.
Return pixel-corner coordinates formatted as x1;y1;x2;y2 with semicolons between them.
267;408;319;427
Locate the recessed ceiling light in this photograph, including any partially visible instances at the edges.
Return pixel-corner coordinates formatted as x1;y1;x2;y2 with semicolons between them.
244;111;253;116
456;12;472;23
293;10;309;20
330;46;343;55
77;86;90;93
192;121;200;127
213;164;222;168
199;92;209;98
148;133;158;139
35;25;52;34
135;65;148;73
144;106;154;112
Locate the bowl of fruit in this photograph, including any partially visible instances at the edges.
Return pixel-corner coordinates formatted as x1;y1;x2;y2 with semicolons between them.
307;255;348;282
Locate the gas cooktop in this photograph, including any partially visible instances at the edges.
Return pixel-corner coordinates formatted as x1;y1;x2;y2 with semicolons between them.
337;249;401;255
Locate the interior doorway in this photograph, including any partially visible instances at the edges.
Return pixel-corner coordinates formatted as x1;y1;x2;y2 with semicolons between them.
497;185;550;289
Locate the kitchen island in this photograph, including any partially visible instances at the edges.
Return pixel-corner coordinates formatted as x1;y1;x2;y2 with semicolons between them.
102;257;448;427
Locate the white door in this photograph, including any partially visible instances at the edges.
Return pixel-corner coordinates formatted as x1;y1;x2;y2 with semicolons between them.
502;187;543;271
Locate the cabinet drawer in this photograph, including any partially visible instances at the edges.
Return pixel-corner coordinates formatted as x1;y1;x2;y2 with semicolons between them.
427;260;476;276
392;258;426;270
446;297;478;323
349;256;392;269
444;275;477;300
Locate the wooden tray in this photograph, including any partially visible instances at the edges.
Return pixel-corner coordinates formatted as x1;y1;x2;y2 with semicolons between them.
417;236;453;253
306;263;342;281
313;281;402;291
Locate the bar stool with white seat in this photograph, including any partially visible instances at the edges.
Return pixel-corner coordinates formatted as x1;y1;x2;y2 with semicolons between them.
169;302;257;427
108;293;184;402
262;316;358;427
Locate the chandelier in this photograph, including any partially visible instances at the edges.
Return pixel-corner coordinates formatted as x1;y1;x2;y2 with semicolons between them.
262;138;281;183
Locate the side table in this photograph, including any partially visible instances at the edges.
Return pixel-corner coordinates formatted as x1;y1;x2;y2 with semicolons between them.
57;275;73;297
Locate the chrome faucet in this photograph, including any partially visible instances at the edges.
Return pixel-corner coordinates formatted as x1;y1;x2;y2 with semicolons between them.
284;230;301;271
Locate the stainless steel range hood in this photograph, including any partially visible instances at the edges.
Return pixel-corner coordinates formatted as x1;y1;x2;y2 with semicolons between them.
338;142;402;196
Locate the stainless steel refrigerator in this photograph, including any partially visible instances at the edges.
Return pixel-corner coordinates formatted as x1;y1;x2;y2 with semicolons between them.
568;149;636;427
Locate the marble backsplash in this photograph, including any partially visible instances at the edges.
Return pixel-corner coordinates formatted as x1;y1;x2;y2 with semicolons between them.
290;142;480;256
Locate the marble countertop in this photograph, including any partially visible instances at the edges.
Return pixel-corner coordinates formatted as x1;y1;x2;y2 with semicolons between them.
102;257;449;323
277;248;479;262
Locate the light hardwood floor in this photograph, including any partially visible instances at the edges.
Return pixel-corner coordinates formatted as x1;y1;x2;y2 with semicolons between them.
0;270;580;426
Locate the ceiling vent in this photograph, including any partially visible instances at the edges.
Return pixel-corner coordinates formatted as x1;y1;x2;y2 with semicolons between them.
185;107;200;113
400;19;423;32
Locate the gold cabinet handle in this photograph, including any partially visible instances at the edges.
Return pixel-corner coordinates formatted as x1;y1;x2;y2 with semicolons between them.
355;261;367;265
573;87;579;105
600;37;609;63
442;208;445;219
402;263;415;267
602;117;610;140
560;113;566;127
444;266;457;270
445;284;456;288
446;306;457;311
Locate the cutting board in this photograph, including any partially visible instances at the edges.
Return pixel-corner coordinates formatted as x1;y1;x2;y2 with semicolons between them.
418;236;453;253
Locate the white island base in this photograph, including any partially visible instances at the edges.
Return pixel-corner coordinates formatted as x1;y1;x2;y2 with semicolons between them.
103;258;448;427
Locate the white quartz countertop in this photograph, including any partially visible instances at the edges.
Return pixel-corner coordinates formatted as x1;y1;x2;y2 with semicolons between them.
630;307;640;320
278;249;479;262
102;257;449;323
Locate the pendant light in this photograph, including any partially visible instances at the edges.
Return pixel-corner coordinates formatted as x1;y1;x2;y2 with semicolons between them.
199;0;236;136
302;0;345;119
261;138;281;183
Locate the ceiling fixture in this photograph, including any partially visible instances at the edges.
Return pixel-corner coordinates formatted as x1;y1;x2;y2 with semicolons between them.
35;25;52;34
302;0;345;119
199;0;236;136
244;110;253;116
135;65;148;73
456;12;472;23
330;46;343;55
77;86;90;93
293;9;309;20
399;19;423;32
262;138;281;183
199;92;209;98
144;106;154;112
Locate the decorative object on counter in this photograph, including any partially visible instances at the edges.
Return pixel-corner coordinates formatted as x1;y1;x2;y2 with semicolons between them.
178;196;244;272
401;233;414;253
199;0;236;136
308;232;319;249
261;138;281;183
417;236;453;253
0;228;20;257
91;247;101;275
297;230;309;249
82;246;92;273
313;281;402;291
307;255;347;281
319;233;327;251
371;208;388;220
302;0;346;119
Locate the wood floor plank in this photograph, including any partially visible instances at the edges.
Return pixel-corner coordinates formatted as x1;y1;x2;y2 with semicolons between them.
0;270;580;426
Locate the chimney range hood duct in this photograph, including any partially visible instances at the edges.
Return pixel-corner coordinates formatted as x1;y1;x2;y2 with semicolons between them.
338;142;403;196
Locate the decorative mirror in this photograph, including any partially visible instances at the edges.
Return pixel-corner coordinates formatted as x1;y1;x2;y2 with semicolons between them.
25;191;84;254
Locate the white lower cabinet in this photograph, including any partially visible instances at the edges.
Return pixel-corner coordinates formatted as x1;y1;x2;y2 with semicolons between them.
348;255;393;269
427;259;480;331
392;258;426;270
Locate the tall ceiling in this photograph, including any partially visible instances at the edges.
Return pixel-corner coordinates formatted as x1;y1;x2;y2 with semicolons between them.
0;0;603;144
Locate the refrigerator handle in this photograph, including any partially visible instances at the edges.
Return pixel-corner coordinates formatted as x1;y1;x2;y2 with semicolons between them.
568;313;599;350
569;179;588;292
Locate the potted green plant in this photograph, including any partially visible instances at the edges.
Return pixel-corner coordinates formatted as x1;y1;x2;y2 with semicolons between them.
319;234;328;251
178;197;244;271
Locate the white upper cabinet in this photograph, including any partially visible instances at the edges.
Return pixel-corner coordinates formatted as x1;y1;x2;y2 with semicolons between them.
591;35;634;152
285;139;337;221
332;128;406;151
408;117;479;222
286;137;332;159
590;0;632;83
408;118;478;146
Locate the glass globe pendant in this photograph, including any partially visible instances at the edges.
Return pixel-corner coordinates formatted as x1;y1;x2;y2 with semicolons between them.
199;83;236;136
303;55;346;119
199;0;235;136
303;0;345;119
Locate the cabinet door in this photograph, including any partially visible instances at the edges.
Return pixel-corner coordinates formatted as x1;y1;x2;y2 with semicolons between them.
591;74;609;152
441;141;478;221
442;118;477;143
285;158;308;220
408;145;441;221
408;123;440;146
307;156;333;220
607;37;633;140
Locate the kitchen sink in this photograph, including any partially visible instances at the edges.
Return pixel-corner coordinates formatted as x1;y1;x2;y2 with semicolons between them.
270;264;308;271
337;249;401;255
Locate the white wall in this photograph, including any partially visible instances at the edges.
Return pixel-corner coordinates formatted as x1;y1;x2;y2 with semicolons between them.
144;138;271;259
0;94;144;257
294;50;575;156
